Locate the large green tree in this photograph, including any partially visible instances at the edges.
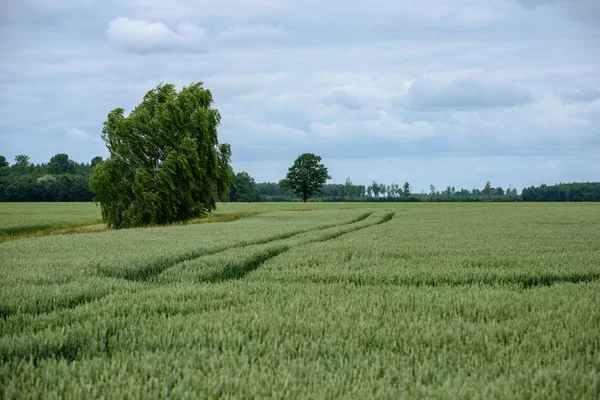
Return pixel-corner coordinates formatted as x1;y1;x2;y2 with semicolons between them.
281;153;330;202
90;82;231;228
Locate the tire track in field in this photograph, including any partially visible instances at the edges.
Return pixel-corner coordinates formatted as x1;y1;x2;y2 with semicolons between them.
200;212;396;283
99;212;374;282
198;210;599;288
4;212;379;319
0;290;122;321
272;269;600;288
3;212;376;319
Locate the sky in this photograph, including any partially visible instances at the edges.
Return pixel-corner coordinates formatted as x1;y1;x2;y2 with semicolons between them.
1;0;599;192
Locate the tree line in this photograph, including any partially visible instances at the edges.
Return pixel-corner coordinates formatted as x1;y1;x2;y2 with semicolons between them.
0;154;101;202
227;169;599;203
1;153;598;203
521;182;600;202
253;179;519;202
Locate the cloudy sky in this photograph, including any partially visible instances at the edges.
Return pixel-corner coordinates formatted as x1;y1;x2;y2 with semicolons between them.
1;0;599;192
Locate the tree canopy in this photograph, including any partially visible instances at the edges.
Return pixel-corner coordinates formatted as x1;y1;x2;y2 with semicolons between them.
0;153;97;202
521;182;600;201
90;82;231;228
229;171;261;202
280;153;331;202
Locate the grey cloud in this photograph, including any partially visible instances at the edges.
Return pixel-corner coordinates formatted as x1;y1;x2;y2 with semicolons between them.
516;0;561;8
2;0;600;190
405;79;534;110
323;90;363;110
561;89;600;103
516;0;600;25
215;24;288;41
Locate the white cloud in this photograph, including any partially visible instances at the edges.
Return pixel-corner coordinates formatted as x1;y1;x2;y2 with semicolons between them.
310;111;439;143
106;17;208;53
221;114;308;147
117;0;514;30
544;159;561;169
106;17;287;53
65;127;96;141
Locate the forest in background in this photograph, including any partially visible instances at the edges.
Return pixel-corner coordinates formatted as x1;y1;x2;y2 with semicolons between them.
1;154;599;203
0;154;100;202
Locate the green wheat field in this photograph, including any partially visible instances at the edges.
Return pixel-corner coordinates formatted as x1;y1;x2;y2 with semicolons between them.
1;202;599;398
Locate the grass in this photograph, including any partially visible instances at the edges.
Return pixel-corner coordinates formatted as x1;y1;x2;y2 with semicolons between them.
0;202;102;241
0;201;577;241
0;204;263;242
1;202;599;398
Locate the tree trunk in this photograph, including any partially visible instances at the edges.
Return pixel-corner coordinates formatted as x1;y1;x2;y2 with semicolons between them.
303;193;307;202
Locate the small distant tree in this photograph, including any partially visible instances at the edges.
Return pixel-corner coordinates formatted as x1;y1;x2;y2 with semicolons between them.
14;154;30;168
229;171;261;202
0;155;8;168
49;153;75;175
429;184;436;196
403;182;410;196
388;183;398;197
36;175;57;200
357;185;366;197
280;153;331;202
91;156;103;168
344;177;357;197
371;180;381;197
483;181;492;197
